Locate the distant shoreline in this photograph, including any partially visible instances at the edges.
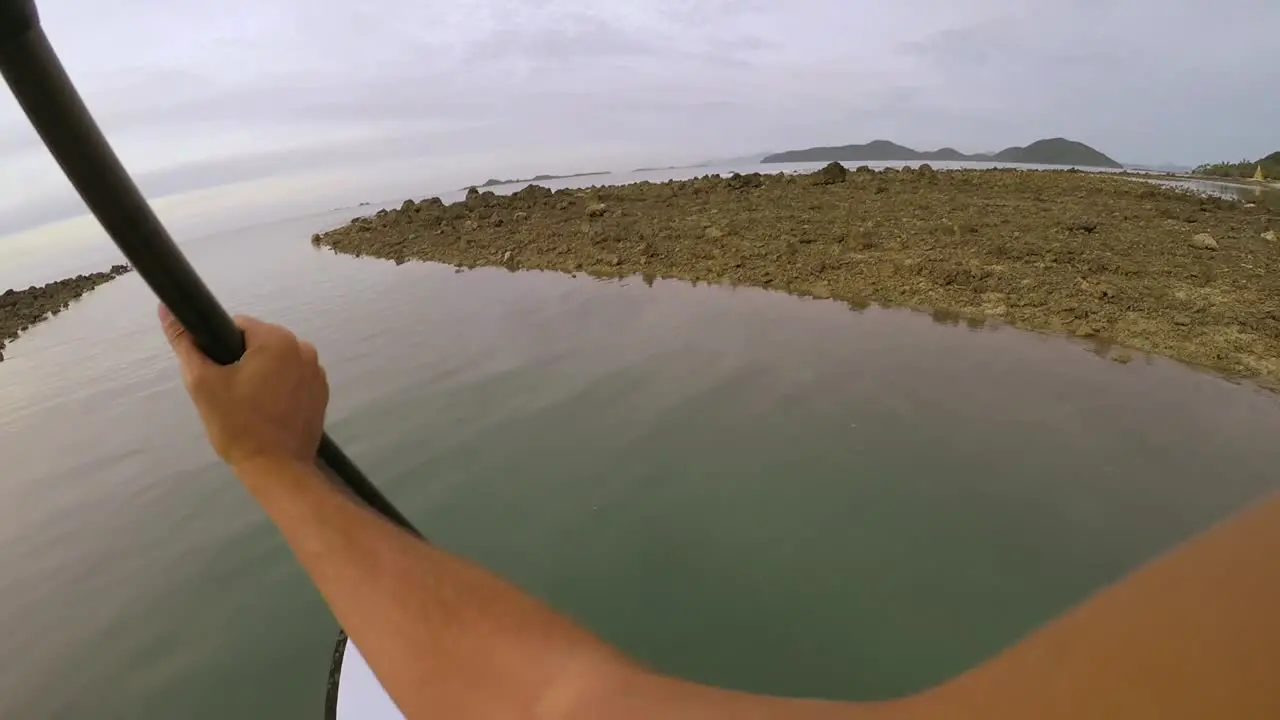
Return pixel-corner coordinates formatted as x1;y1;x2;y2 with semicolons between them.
0;264;132;363
461;171;610;191
632;164;706;173
1145;173;1280;191
763;137;1122;169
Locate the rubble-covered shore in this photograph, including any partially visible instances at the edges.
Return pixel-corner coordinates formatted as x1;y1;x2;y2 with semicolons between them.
314;165;1280;385
0;264;132;362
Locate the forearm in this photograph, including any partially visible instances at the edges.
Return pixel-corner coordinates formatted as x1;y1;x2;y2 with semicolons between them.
925;491;1280;719
234;458;630;719
232;459;911;720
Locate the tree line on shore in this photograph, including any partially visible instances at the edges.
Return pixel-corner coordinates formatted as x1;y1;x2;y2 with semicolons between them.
1193;151;1280;179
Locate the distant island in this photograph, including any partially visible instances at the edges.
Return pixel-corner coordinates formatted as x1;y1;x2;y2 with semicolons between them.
762;137;1122;169
462;171;609;190
1193;151;1279;181
633;164;702;172
634;153;774;173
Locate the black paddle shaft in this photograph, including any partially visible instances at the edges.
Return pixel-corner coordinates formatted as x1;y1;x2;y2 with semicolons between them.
0;0;420;536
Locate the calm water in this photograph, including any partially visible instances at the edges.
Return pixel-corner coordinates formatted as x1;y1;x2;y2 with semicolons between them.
2;167;1279;718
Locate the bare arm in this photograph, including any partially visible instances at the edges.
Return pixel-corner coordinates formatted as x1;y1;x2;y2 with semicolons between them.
918;490;1280;719
233;456;621;718
158;306;903;718
159;306;1280;719
233;457;913;719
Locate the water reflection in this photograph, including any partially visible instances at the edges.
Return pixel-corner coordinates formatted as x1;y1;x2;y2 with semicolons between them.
1153;177;1280;208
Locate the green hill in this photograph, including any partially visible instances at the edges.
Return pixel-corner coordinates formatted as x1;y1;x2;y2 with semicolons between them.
1194;151;1280;180
763;140;921;163
987;138;1122;168
762;137;1122;168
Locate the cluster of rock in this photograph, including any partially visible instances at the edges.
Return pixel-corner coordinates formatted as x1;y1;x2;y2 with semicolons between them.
0;263;132;362
313;165;1280;384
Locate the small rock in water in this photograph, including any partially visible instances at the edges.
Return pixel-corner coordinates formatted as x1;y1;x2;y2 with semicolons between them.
1189;233;1218;250
1111;351;1133;364
586;203;608;218
1264;230;1277;242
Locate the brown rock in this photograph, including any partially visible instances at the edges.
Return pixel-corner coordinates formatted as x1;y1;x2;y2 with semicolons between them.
1189;233;1218;250
726;172;764;190
586;203;608;218
1067;218;1098;233
816;161;847;185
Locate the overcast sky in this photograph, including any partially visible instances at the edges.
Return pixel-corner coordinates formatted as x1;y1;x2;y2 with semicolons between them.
1;0;1277;242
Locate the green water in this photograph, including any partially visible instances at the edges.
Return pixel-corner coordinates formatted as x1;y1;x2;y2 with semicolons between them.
2;200;1279;718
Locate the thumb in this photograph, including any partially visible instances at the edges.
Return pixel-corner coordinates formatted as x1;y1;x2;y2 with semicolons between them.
158;303;214;380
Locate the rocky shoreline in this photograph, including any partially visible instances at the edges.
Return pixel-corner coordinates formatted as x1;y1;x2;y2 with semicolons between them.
0;264;132;362
1151;172;1280;192
314;165;1280;385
